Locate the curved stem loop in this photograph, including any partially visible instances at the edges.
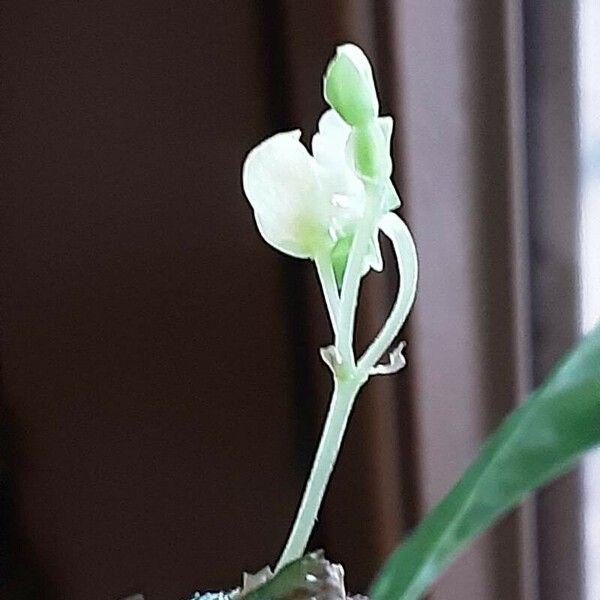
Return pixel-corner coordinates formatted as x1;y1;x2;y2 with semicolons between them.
357;212;418;378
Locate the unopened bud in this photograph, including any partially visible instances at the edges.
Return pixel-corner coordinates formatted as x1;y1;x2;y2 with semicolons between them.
349;121;392;181
323;44;379;127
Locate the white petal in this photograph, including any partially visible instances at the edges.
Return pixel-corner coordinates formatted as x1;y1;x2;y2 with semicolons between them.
312;109;351;168
369;229;384;272
357;228;384;278
312;111;360;193
242;130;331;257
383;180;402;211
378;115;394;152
254;210;311;258
377;117;401;210
243;130;319;218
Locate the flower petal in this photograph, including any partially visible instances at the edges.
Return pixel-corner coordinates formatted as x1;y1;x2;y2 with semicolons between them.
383;180;402;211
368;229;384;272
312;110;365;244
242;130;331;257
254;210;312;258
378;115;393;152
376;116;401;210
312;109;350;167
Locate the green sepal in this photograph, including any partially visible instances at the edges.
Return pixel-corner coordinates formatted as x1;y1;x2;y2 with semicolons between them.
349;122;392;181
331;235;353;289
323;44;379;127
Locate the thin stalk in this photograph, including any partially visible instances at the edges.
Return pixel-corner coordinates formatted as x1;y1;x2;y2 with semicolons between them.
315;252;341;337
337;181;383;365
276;377;360;571
276;182;392;571
357;213;418;378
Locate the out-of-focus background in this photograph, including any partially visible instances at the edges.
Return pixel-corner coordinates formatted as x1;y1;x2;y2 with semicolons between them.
0;2;598;600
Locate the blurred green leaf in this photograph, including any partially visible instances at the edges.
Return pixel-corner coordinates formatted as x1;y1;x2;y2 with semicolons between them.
370;322;600;600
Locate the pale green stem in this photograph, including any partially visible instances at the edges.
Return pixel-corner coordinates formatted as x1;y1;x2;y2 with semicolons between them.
337;181;383;365
315;252;341;337
357;212;418;378
276;182;386;572
275;377;360;571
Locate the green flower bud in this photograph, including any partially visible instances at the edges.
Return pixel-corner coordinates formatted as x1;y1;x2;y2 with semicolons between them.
349;121;392;181
323;44;379;127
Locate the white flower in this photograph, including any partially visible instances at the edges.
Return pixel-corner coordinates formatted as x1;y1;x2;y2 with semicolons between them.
323;44;379;126
242;109;399;273
312;109;364;238
242;129;331;259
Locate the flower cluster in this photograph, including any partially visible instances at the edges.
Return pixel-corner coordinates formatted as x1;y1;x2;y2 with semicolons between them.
242;44;401;284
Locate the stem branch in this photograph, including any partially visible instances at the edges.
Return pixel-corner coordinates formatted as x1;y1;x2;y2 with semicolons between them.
276;185;408;572
337;181;382;365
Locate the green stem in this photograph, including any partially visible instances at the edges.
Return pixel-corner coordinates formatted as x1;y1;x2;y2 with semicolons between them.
357;213;418;378
276;377;360;572
315;252;341;337
276;182;390;571
337;181;383;365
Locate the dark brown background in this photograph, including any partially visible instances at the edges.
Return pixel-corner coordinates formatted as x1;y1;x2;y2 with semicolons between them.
0;2;583;600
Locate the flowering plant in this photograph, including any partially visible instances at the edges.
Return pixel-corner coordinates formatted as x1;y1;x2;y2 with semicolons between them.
177;43;600;600
243;44;417;571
